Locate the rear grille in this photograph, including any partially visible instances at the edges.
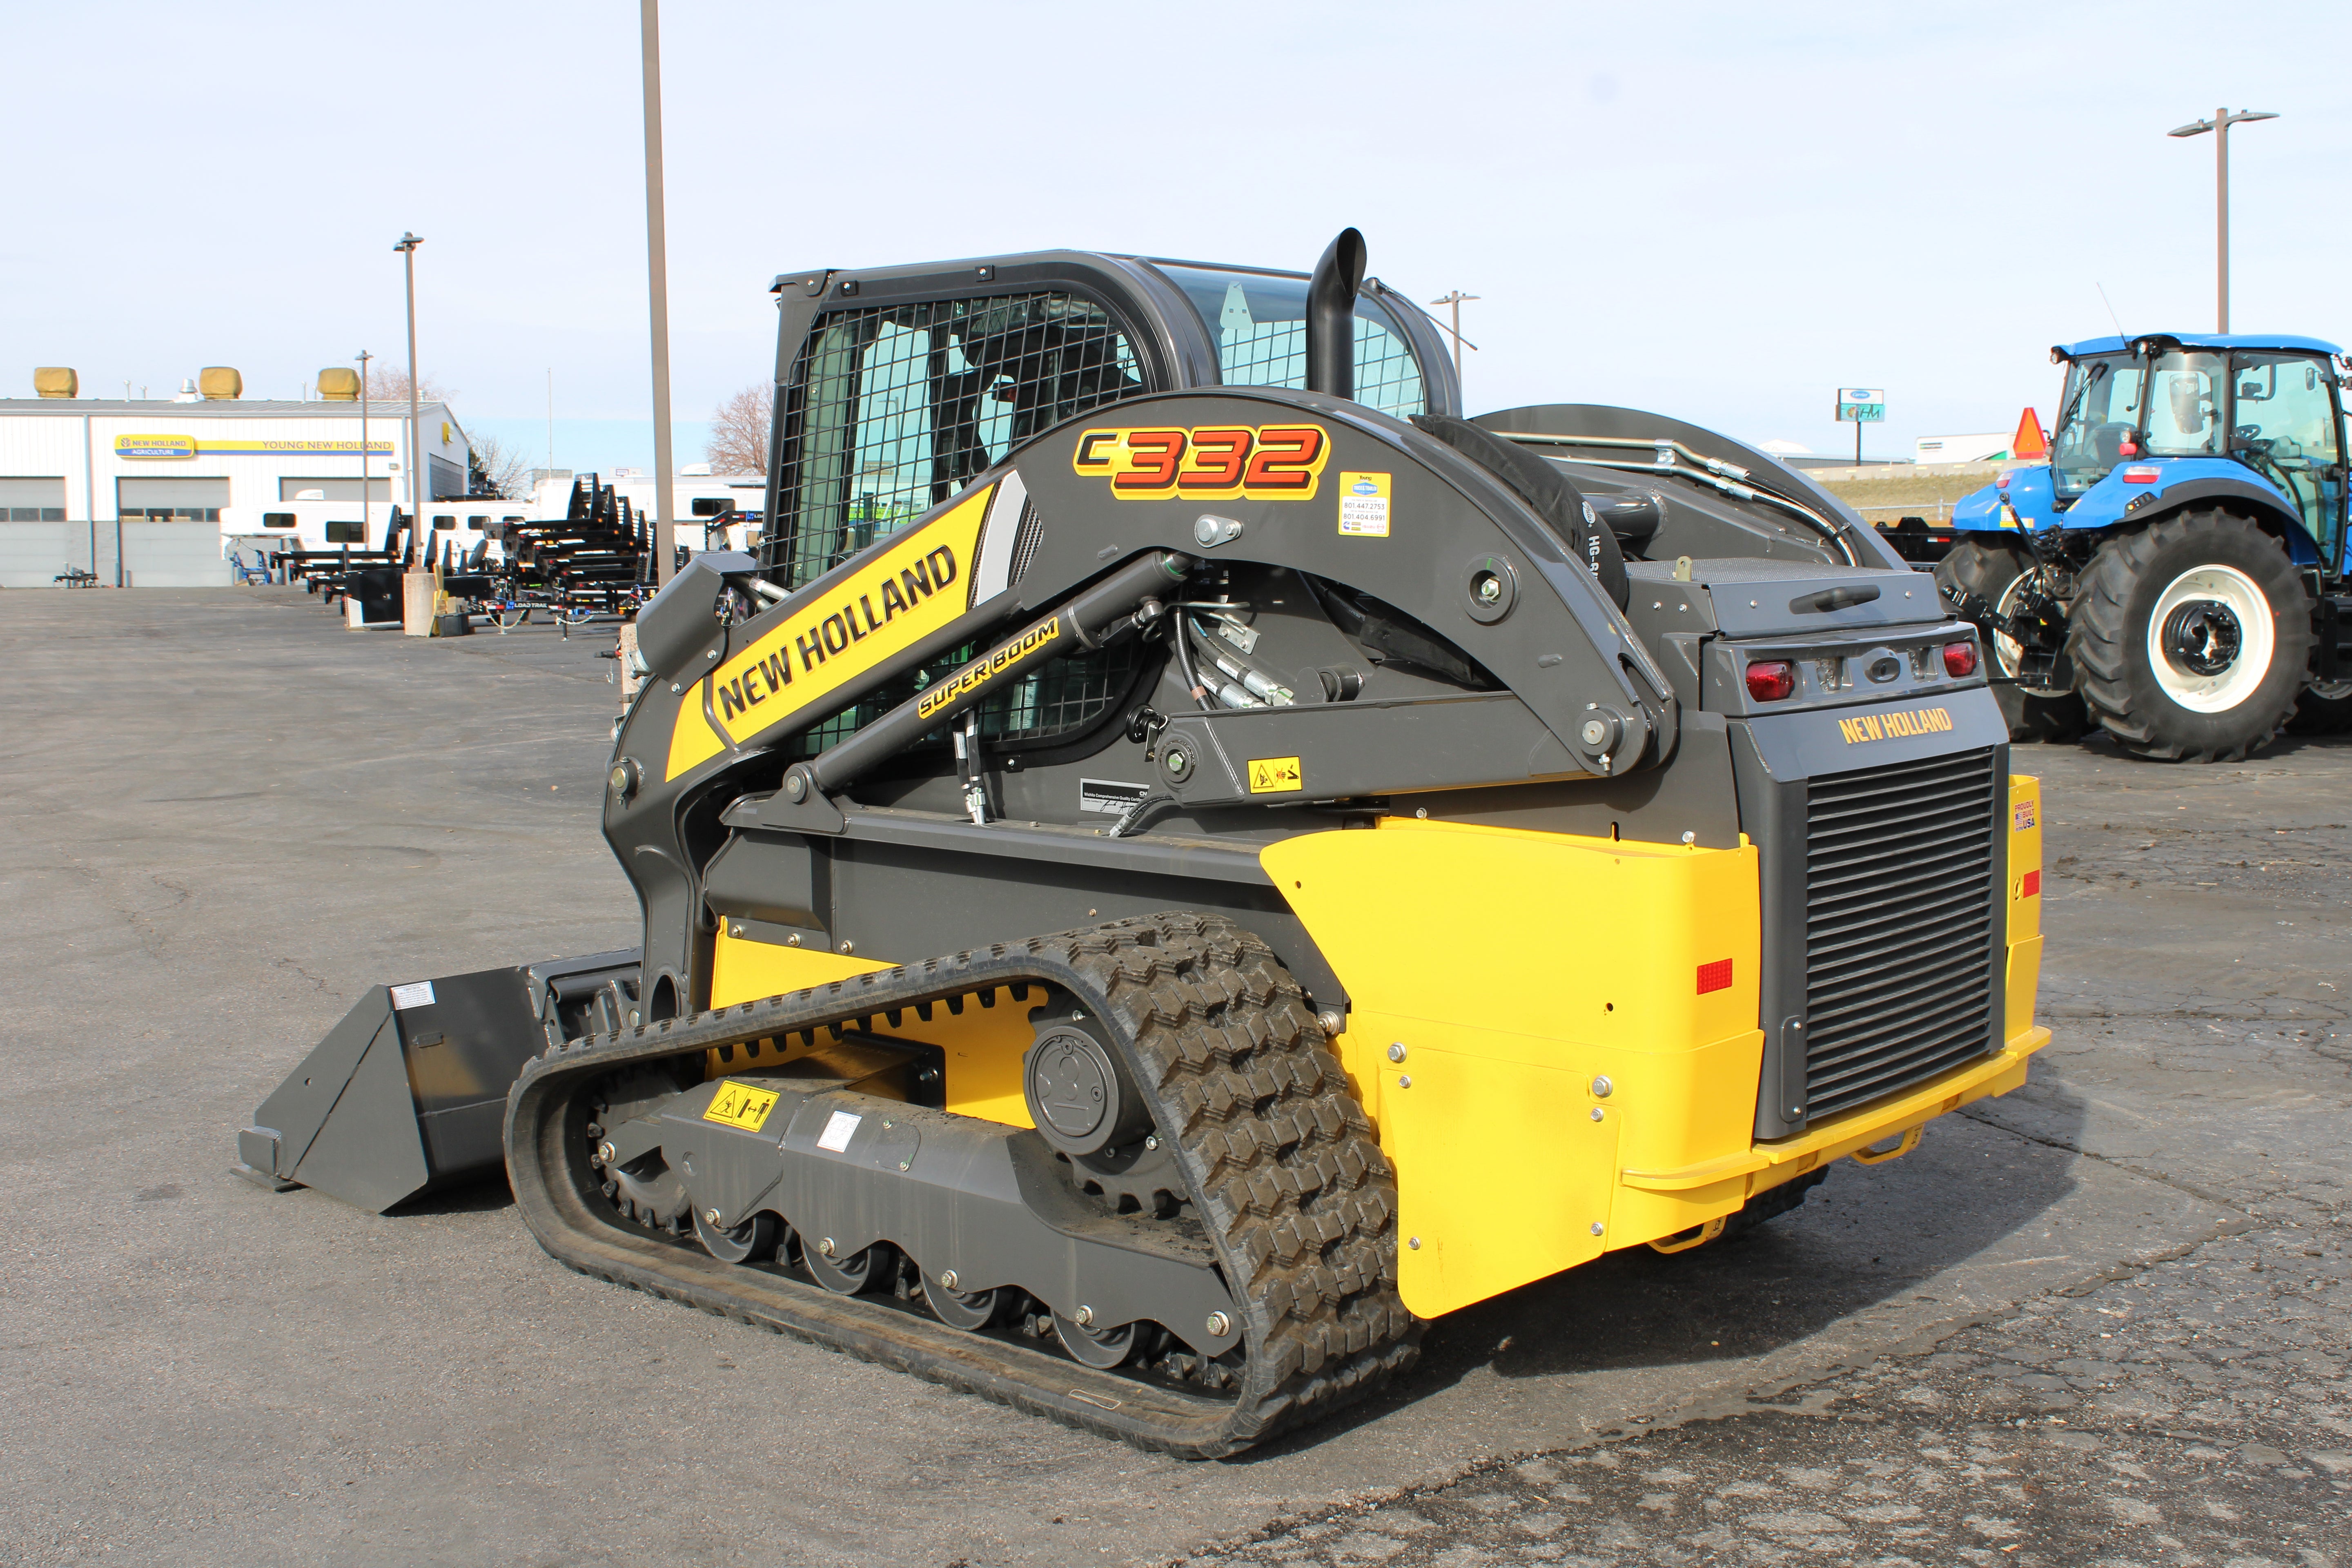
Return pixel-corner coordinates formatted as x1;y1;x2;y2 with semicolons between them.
1802;747;1998;1118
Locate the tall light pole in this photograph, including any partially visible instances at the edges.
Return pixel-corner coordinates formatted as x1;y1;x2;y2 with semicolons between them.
356;349;373;548
2168;107;2277;334
1428;290;1481;393
640;0;678;585
393;232;425;559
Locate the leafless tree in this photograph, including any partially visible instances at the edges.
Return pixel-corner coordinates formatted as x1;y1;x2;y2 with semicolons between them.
466;433;531;499
706;384;772;475
366;367;454;404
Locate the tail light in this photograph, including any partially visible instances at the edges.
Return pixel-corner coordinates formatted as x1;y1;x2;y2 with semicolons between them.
2123;465;2160;483
1943;641;1978;677
2119;440;2140;457
1745;660;1795;701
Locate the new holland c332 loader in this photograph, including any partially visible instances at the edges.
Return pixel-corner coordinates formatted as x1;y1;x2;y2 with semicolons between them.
237;231;2051;1456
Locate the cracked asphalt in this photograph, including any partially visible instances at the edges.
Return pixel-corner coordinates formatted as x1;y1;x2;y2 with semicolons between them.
2;590;2347;1567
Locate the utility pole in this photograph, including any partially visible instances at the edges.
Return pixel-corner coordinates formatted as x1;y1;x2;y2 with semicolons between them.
356;349;372;544
393;232;424;555
1427;290;1481;393
2168;107;2278;334
640;0;677;584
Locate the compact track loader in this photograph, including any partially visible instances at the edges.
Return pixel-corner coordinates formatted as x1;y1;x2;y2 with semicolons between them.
238;232;2051;1457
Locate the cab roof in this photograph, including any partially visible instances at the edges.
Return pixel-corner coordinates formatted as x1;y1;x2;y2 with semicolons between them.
2056;332;2343;359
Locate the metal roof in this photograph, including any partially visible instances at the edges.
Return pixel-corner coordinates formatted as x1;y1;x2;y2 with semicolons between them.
2055;333;2343;359
0;399;455;417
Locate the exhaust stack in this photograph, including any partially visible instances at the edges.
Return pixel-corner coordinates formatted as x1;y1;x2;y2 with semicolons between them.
1304;228;1366;401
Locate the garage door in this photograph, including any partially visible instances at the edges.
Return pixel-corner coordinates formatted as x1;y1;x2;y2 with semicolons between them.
118;477;231;587
0;477;79;588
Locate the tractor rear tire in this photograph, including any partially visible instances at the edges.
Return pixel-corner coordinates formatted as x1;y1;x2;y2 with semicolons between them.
1933;537;2087;744
2066;509;2314;762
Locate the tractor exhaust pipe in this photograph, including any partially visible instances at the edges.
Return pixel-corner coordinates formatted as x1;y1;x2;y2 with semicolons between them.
1304;228;1366;401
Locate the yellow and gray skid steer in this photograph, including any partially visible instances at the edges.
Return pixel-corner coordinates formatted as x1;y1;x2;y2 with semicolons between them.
237;231;2051;1457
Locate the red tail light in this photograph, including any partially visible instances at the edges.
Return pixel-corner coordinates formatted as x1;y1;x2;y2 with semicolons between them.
2123;465;2160;483
1996;472;2011;490
1745;660;1795;701
1943;641;1978;677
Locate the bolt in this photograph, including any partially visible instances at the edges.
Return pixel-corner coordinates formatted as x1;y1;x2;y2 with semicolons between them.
939;1270;959;1291
840;940;855;954
706;649;718;660
817;1237;836;1257
1387;1042;1408;1062
1590;1107;1604;1122
1580;719;1608;747
704;1208;722;1226
1414;806;1429;819
1591;1222;1605;1236
1074;1305;1095;1327
1317;1010;1344;1036
1397;1074;1412;1089
1476;574;1501;604
670;682;682;693
1145;1135;1159;1151
1205;1311;1231;1336
1164;749;1190;778
1682;830;1696;845
785;772;808;802
1591;1075;1613;1098
730;923;743;938
609;765;629;793
898;1160;910;1171
597;1140;617;1163
1408;1236;1421;1250
786;933;802;947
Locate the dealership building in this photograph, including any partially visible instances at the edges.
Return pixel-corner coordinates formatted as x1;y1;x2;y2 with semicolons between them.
0;367;476;587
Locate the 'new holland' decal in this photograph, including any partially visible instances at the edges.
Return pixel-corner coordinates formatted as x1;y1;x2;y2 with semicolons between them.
673;475;1028;770
1835;705;1955;744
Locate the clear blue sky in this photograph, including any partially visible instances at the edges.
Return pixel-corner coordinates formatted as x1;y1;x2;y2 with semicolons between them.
6;1;2345;473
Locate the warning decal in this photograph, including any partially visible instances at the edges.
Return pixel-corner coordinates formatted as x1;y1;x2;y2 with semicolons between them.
1337;471;1391;537
1079;778;1151;815
817;1109;862;1152
704;1081;780;1132
1247;756;1303;794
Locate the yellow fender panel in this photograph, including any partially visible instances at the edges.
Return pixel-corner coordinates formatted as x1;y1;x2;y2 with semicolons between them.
1263;818;1763;1319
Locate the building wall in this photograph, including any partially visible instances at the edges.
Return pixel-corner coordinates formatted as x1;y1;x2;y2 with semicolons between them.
0;400;471;587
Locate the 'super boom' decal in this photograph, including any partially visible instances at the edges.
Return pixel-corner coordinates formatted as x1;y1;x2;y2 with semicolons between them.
1072;423;1330;501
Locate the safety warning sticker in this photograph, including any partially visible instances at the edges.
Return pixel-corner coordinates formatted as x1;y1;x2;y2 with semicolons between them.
1247;756;1303;794
1338;471;1391;537
389;981;436;1010
704;1081;780;1132
817;1109;862;1152
1079;778;1150;815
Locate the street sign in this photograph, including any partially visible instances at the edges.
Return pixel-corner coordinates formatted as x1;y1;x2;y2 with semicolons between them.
1836;388;1886;423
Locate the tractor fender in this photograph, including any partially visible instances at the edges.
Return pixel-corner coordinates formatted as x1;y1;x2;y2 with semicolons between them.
2064;467;2316;566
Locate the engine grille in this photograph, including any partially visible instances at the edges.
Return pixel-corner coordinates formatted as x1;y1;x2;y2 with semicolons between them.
1802;747;1999;1118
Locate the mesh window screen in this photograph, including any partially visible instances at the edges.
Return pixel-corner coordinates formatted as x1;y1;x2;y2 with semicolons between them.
773;292;1145;592
1155;265;1428;421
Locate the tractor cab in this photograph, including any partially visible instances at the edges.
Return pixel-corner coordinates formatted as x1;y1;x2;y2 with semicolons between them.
2038;333;2349;576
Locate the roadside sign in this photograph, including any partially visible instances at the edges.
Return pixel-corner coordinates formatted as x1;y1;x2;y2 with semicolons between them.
1836;388;1886;423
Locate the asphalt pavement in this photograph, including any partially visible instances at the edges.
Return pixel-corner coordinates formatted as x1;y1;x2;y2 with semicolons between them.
1;588;2344;1568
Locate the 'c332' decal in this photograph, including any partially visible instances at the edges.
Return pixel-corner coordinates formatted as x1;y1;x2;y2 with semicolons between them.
1835;705;1955;744
1071;423;1331;501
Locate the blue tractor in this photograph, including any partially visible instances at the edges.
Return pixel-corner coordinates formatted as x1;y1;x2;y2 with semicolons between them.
1916;333;2350;760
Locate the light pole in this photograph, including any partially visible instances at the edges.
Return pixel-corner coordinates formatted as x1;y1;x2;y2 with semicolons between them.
640;0;678;584
393;232;424;559
1427;290;1481;392
2168;107;2277;334
356;349;373;548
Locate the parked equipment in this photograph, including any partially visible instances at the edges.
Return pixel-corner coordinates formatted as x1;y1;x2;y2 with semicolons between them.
1896;334;2352;757
239;232;2050;1457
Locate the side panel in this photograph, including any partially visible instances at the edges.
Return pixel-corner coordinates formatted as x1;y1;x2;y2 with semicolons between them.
1262;818;1764;1318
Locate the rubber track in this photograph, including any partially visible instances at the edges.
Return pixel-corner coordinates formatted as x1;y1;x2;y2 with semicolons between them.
504;911;1419;1457
2066;508;2311;762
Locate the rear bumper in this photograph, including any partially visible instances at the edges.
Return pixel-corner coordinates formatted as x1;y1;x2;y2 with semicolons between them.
1614;1016;2052;1220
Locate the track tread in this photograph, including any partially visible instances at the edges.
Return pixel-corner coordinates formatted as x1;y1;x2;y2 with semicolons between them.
504;911;1418;1458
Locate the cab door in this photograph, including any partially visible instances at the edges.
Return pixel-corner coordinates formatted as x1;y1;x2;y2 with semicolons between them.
2230;353;2346;571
